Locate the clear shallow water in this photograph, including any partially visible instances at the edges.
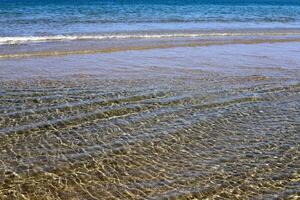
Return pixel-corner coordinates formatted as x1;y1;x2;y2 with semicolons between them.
1;1;300;199
0;43;299;199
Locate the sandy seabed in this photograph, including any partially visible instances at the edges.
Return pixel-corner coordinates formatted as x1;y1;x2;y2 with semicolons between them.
0;41;299;199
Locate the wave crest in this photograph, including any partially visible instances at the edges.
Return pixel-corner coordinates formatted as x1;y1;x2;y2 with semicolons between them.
1;31;300;45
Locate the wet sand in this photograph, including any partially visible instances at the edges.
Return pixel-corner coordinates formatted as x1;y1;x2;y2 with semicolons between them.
0;40;299;199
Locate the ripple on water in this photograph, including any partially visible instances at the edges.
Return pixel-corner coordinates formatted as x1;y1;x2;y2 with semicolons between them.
0;69;299;200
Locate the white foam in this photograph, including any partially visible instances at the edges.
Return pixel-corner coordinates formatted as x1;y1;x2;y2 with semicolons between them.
0;32;299;45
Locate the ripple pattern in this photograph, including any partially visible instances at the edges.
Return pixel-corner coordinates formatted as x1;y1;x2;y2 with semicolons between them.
0;68;299;200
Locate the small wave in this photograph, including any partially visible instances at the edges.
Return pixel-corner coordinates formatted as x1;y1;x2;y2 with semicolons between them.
1;31;300;45
1;37;300;59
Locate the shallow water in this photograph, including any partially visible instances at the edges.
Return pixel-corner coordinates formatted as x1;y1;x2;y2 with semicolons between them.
0;41;299;199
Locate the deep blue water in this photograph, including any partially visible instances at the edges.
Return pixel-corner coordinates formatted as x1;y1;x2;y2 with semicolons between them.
1;0;300;37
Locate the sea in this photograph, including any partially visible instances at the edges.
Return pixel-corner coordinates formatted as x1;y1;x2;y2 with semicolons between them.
0;1;300;199
1;0;300;44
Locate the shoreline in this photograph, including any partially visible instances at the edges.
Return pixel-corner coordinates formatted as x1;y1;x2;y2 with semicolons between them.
2;39;300;59
2;28;300;45
1;28;300;59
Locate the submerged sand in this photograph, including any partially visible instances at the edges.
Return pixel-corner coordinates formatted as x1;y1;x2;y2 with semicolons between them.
0;40;299;199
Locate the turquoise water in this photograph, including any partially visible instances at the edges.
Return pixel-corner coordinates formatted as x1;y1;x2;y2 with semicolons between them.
1;0;300;38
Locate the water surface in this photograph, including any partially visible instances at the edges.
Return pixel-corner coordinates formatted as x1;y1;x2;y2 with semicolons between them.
0;42;299;199
0;1;300;199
